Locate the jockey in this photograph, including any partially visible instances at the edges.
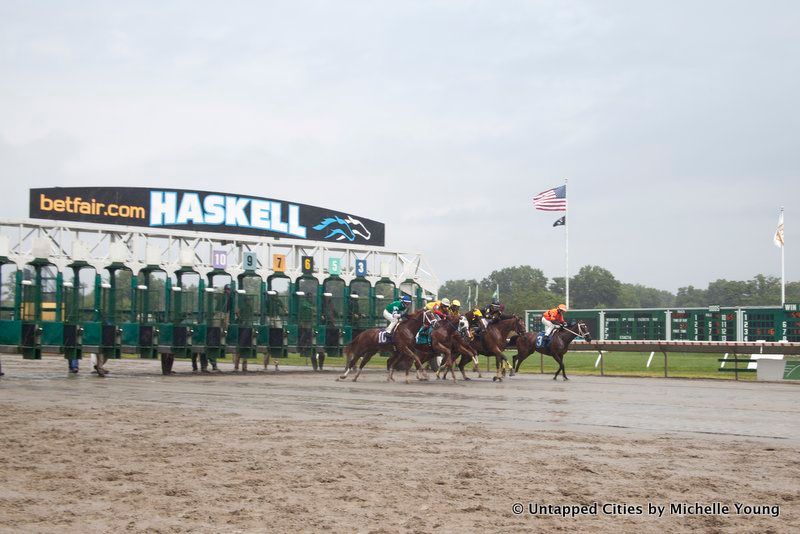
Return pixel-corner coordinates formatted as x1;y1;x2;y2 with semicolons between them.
448;299;461;318
383;295;411;335
482;299;503;324
467;308;487;338
542;304;568;338
419;297;450;343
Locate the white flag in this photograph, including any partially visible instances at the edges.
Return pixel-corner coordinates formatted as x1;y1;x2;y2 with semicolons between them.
774;211;784;248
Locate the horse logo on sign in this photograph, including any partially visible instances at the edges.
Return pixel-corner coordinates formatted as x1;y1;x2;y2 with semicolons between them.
313;216;372;242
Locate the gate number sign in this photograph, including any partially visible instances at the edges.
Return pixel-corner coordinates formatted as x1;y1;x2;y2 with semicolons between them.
329;258;341;276
243;251;258;271
212;250;227;269
272;254;286;272
355;259;367;277
302;255;314;274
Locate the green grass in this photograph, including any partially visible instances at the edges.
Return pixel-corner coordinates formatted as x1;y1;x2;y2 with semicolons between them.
112;349;758;380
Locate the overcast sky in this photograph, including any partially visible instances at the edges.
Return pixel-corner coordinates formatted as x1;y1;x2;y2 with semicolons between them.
1;1;798;292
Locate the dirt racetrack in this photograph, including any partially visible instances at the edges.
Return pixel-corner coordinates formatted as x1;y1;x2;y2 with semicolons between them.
1;356;798;533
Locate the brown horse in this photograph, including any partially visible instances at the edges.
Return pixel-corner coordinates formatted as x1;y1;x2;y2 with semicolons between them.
385;312;460;382
511;320;592;380
434;316;481;381
388;315;476;383
467;314;526;382
339;309;426;383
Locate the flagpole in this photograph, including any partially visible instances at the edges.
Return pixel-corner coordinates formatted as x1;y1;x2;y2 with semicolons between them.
565;178;569;308
781;207;785;306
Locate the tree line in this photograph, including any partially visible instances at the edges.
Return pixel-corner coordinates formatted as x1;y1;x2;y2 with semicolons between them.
438;265;800;316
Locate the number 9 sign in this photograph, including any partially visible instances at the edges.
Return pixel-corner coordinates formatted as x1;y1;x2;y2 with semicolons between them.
243;251;257;271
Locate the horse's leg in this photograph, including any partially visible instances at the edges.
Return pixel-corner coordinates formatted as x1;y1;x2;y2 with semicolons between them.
456;354;469;380
354;352;373;382
387;351;399;382
559;354;568;381
552;355;561;380
514;353;529;374
339;350;357;380
472;353;483;378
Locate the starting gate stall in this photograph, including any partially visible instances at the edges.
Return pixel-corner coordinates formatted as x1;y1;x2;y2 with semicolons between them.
373;278;396;328
206;270;233;363
266;274;290;358
59;264;93;364
236;271;263;362
321;276;345;357
166;267;200;359
0;259;20;353
292;275;318;358
20;260;59;359
136;267;166;359
399;280;424;312
347;276;371;341
373;279;396;329
79;265;123;361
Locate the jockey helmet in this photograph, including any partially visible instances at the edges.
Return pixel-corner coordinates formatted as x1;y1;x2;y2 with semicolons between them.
492;298;500;306
473;309;483;317
441;298;451;307
558;304;567;312
401;295;412;304
451;299;461;308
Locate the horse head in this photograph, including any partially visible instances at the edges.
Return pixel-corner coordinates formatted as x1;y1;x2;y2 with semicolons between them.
513;315;526;336
576;320;592;342
312;216;372;242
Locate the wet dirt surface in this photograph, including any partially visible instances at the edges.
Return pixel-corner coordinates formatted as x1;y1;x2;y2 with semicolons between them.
1;356;798;532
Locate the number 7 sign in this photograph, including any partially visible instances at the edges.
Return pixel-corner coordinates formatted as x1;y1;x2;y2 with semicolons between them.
272;254;286;272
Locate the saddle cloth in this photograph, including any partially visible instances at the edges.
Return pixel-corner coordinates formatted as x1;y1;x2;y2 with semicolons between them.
535;332;549;349
416;326;432;346
379;330;391;344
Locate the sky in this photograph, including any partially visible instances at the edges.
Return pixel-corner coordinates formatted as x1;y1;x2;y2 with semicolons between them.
1;0;798;293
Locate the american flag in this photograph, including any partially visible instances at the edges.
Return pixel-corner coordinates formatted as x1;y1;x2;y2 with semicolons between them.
533;185;567;211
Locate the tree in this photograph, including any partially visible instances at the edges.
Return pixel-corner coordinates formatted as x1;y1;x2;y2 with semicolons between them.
675;285;706;307
478;266;557;315
437;279;479;308
570;266;621;309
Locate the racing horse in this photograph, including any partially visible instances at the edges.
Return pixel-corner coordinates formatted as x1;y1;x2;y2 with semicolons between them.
434;316;482;381
510;320;592;380
387;315;478;383
468;314;526;382
339;309;427;383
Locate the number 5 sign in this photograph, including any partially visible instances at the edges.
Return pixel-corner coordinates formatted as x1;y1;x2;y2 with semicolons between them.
328;258;341;276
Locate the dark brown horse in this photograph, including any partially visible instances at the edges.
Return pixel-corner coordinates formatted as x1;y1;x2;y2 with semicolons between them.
434;316;481;381
467;314;526;382
385;313;463;382
511;320;592;380
339;309;426;383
